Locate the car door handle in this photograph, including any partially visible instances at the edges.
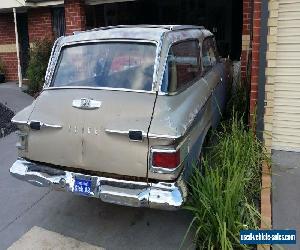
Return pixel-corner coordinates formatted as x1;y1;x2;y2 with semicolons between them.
72;98;102;110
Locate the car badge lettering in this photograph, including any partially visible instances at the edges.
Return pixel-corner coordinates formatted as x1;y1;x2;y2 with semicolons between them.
68;125;100;135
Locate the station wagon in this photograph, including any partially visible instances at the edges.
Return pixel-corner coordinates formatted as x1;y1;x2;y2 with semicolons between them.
10;25;232;210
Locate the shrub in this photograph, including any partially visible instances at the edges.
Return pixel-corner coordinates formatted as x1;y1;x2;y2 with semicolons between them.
0;58;5;83
26;39;53;95
0;57;5;74
183;115;268;249
226;79;249;124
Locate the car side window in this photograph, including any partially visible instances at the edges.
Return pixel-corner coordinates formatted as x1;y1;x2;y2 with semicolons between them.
202;37;217;74
165;40;201;93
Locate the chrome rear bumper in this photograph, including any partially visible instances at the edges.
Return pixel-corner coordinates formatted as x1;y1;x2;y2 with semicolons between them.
10;158;188;210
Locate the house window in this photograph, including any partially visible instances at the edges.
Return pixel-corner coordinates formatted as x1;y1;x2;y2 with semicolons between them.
52;7;65;38
163;40;201;93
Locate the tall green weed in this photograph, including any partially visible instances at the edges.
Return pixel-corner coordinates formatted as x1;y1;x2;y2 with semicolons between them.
184;115;267;249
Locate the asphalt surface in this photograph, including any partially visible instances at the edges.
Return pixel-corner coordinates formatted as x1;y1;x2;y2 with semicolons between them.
0;83;194;250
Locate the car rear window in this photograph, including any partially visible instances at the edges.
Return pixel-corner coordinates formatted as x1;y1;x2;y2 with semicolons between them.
51;42;157;91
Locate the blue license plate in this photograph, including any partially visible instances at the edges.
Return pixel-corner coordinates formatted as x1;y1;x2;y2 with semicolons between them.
74;178;92;196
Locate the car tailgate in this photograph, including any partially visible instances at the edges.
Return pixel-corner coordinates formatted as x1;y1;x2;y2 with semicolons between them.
26;88;157;178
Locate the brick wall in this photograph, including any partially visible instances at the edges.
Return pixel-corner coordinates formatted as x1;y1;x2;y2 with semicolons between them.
0;13;18;81
241;0;251;80
241;0;263;123
65;0;86;35
0;14;16;44
249;0;262;120
28;7;53;43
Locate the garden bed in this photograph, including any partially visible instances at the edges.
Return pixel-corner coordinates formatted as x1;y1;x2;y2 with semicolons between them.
0;102;17;138
183;115;268;249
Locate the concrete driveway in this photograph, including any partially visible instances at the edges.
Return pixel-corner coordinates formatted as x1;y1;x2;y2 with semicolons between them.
0;83;194;250
272;150;300;250
0;83;33;113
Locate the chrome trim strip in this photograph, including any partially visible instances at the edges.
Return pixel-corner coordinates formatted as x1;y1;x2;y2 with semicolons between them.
152;31;165;91
44;86;156;94
44;36;63;88
149;165;183;175
11;119;62;129
148;133;178;140
10;158;187;210
79;25;204;33
105;128;179;140
41;123;62;129
105;129;129;135
58;39;158;46
11;120;28;125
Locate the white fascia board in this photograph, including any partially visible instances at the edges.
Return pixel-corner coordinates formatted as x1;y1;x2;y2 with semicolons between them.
24;1;63;7
0;0;25;9
0;0;63;10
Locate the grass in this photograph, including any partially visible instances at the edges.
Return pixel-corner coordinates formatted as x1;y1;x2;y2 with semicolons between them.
183;114;268;249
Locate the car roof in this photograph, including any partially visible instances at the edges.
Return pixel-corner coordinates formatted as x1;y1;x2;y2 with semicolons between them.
61;25;211;45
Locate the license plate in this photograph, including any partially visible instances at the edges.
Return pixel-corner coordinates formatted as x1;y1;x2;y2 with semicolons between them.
74;178;92;196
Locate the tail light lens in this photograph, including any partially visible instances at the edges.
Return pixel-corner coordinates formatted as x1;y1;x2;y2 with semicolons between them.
152;150;180;169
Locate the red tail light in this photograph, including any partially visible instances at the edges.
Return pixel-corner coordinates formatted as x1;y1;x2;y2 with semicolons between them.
152;150;181;169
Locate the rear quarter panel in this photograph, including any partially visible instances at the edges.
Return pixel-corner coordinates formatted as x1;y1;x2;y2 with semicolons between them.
148;77;213;180
149;62;230;181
